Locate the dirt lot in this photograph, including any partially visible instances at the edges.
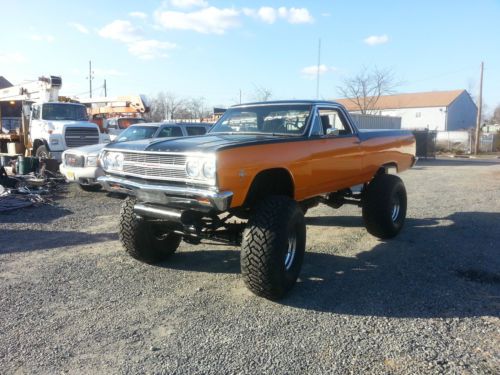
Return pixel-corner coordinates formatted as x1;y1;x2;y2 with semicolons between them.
1;157;499;374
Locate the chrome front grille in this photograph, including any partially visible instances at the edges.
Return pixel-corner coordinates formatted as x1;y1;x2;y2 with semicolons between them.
121;152;188;181
124;153;187;166
65;127;100;148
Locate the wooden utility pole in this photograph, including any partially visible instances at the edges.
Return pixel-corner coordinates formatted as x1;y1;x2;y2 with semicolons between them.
474;61;484;155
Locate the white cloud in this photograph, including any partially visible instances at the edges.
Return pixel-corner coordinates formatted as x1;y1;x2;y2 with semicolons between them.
257;7;277;24
0;52;26;63
98;20;142;42
286;8;314;24
301;64;336;79
68;22;89;34
170;0;208;9
30;34;55;43
129;11;148;19
244;6;314;24
128;40;176;60
99;20;175;59
364;34;389;46
155;7;240;34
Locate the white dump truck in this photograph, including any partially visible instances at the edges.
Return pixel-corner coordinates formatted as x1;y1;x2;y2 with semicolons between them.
0;75;108;160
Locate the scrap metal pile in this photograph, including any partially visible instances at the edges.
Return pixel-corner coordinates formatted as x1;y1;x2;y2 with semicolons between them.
0;165;66;213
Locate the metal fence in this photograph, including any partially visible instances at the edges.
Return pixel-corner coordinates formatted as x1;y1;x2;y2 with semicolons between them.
349;114;401;130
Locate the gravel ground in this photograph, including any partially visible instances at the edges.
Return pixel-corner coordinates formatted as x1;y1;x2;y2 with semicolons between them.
1;157;499;374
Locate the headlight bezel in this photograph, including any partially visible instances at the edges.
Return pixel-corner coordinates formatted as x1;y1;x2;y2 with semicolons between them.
185;155;217;183
102;151;124;171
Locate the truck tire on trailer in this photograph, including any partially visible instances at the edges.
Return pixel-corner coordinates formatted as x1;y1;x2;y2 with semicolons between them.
119;197;181;263
241;195;306;300
35;145;51;159
362;174;407;239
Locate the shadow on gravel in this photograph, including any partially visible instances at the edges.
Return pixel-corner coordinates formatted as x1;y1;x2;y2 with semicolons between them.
280;212;500;318
150;212;499;318
0;229;118;253
0;204;72;224
157;248;241;274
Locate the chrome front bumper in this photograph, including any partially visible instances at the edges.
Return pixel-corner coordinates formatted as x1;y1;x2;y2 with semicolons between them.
97;175;233;212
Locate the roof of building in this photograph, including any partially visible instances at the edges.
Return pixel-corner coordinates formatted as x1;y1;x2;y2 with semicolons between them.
335;89;467;111
0;76;13;89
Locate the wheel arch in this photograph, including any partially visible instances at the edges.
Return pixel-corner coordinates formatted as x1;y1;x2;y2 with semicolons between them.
376;162;399;176
243;167;295;207
33;139;50;153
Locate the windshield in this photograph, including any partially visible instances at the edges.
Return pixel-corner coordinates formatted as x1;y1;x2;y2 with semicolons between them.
210;105;312;136
115;125;158;142
117;118;146;129
42;103;88;121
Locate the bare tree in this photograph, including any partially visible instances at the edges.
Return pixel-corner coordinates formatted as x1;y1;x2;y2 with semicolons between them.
253;85;272;102
164;92;186;120
147;92;167;122
491;103;500;124
187;97;208;119
337;66;399;114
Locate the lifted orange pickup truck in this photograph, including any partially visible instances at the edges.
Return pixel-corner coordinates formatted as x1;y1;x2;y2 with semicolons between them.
99;100;416;299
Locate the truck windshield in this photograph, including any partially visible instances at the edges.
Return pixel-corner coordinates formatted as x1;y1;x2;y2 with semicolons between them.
42;103;88;121
115;126;158;142
210;105;312;136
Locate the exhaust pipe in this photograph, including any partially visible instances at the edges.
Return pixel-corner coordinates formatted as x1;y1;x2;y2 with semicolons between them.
134;203;183;222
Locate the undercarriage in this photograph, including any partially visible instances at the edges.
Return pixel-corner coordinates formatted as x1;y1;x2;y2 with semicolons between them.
134;187;367;247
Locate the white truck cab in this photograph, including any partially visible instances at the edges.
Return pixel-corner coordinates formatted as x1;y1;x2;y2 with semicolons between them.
30;102;109;160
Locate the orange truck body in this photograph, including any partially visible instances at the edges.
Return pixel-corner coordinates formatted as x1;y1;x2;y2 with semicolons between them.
98;100;416;213
217;133;415;208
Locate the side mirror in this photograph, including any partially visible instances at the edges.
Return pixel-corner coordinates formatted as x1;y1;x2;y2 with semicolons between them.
326;128;339;136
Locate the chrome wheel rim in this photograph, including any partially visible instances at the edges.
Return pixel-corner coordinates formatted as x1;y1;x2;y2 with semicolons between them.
391;196;401;222
285;231;297;271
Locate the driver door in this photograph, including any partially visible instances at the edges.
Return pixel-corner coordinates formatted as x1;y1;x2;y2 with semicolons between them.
308;106;362;194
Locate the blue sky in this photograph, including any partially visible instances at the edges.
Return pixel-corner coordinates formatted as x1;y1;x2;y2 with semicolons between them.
1;0;499;114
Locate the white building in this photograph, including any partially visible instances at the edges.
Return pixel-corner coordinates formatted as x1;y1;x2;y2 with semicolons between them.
336;90;477;131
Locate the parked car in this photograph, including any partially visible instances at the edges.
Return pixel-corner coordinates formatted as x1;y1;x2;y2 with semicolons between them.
104;117;147;140
60;122;211;191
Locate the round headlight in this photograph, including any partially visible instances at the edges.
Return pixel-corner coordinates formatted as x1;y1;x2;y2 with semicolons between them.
202;159;216;179
186;159;200;177
103;152;123;171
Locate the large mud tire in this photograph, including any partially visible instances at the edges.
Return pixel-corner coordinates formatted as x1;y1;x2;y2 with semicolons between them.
241;196;306;300
362;174;407;239
119;197;181;263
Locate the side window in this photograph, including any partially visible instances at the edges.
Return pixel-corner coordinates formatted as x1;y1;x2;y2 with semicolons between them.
171;127;183;137
32;105;40;120
157;126;183;137
186;126;207;136
317;108;352;136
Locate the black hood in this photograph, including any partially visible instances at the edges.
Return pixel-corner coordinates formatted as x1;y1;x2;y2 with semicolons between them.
104;134;299;153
